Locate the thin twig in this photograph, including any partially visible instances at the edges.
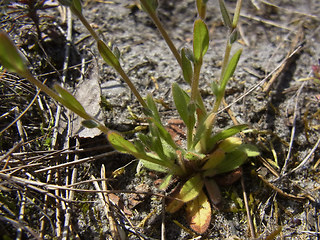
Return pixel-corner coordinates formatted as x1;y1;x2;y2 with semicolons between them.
241;176;255;238
280;82;305;175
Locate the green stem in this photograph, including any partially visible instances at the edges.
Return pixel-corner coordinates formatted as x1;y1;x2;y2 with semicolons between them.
71;6;100;42
70;6;147;109
190;61;206;120
22;70;110;135
140;0;182;69
219;41;231;90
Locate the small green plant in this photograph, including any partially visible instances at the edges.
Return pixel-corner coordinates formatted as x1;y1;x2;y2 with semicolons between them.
0;0;259;234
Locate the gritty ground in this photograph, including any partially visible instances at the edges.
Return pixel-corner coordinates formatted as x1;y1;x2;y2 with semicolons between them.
0;0;320;239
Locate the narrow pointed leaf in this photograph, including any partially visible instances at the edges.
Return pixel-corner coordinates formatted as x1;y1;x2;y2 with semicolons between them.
140;159;169;173
82;120;98;128
218;0;232;28
71;0;82;13
140;0;158;12
146;94;161;123
181;48;193;84
149;118;178;150
196;0;207;19
54;84;86;113
178;174;203;202
108;132;173;170
193;19;209;62
0;31;27;74
159;174;173;190
97;40;120;68
107;131;139;154
220;49;242;93
172;83;190;125
186;190;211;234
211;81;219;96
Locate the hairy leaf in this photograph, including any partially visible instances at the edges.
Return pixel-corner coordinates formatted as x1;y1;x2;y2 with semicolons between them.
71;0;82;13
181;48;193;84
196;0;207;19
54;84;86;114
140;159;169;173
172;83;190;125
159;174;173;190
97;40;120;68
81;120;98;128
178;174;203;202
220;49;242;94
107;131;138;154
193;19;209;62
140;0;158;12
146;94;161;123
218;0;232;28
186;190;211;234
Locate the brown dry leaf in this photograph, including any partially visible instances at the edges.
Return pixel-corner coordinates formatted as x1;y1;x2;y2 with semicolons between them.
186;190;211;234
69;62;105;138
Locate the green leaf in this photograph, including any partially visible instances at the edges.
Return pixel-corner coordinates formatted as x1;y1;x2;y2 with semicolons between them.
229;29;239;44
107;131;138;154
196;0;207;19
146;94;161;123
159;174;173;190
140;159;169;173
218;137;242;153
140;0;158;12
54;84;86;113
201;148;225;170
218;0;232;29
211;81;219;96
220;49;242;94
214;150;247;174
186;190;211;234
82;120;98;128
149;123;167;161
172;83;190;125
193;19;209;62
178;174;203;202
137;133;153;150
97;40;120;68
184;151;205;161
181;48;193;84
207;124;248;152
0;31;28;75
71;0;82;13
238;144;260;157
149;118;178;150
